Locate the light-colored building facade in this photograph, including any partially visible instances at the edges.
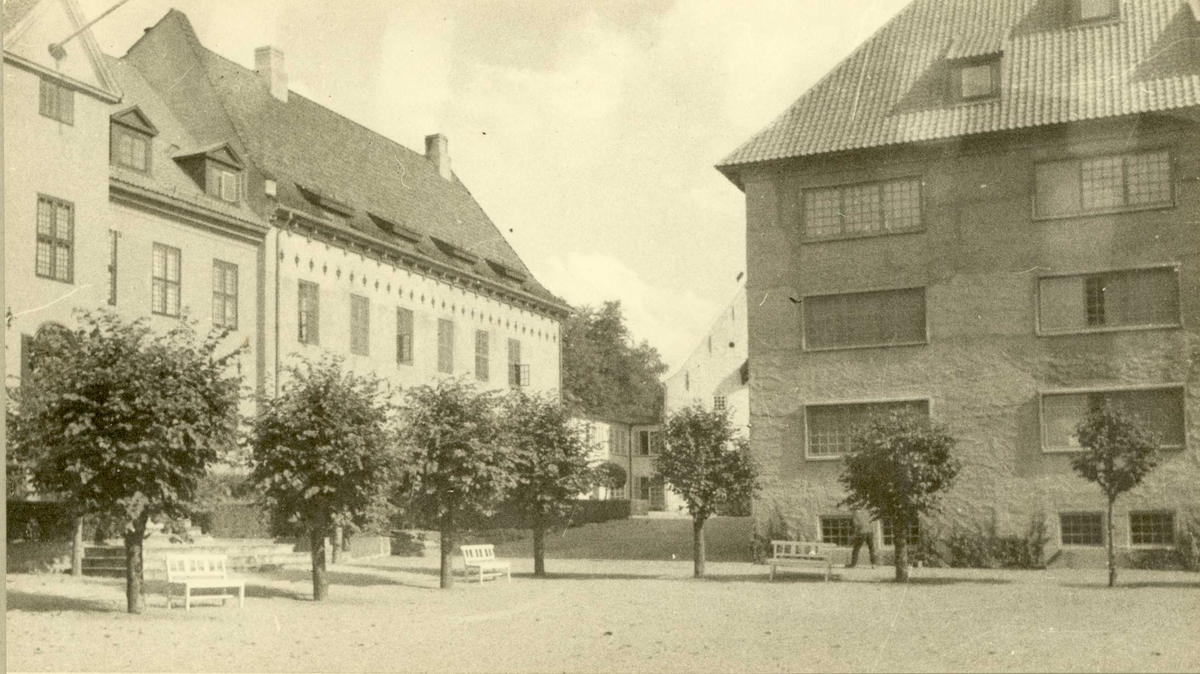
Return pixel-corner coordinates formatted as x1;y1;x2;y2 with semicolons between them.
664;284;750;435
719;0;1200;563
580;416;666;514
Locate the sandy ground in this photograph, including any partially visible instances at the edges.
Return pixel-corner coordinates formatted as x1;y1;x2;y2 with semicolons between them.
6;557;1199;673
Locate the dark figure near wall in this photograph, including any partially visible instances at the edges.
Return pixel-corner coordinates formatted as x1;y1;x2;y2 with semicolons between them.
847;509;877;568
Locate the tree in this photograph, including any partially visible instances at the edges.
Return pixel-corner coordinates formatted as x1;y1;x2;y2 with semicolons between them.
1071;404;1160;588
249;357;397;601
655;405;760;577
8;312;243;613
839;412;961;583
398;379;512;589
594;462;627;500
500;390;595;576
562;301;668;421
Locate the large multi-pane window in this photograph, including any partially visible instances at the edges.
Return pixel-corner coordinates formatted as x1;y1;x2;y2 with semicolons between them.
36;195;73;283
1038;267;1179;334
609;426;628;455
350;294;370;356
437;319;455;374
802;178;921;239
107;231;118;305
298;281;320;345
1129;511;1174;546
39;76;73;124
1035;150;1171;218
713;395;727;414
151;243;181;316
212;260;238;329
475;330;490;382
881;520;920;547
806;400;929;459
638;430;661;456
396;307;414;365
804;288;926;350
111;125;151;172
820;516;855;546
1060;512;1104;546
508;338;528;387
1041;387;1185;452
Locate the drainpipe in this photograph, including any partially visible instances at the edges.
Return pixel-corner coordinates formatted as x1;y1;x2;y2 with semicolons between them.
273;221;285;398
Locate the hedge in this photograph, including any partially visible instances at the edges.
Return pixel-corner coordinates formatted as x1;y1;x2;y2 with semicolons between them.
7;500;77;542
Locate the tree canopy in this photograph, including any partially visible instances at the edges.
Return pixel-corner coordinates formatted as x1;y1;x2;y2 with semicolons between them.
562;301;668;422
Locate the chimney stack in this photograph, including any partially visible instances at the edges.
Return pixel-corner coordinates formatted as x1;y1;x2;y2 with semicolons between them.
255;46;288;102
425;133;451;180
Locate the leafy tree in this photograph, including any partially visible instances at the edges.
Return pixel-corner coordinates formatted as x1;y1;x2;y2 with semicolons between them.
562;301;668;421
655;405;760;577
1071;404;1160;588
249;357;397;601
8;312;243;613
398;379;512;589
594;461;627;500
500;390;595;576
839;412;961;583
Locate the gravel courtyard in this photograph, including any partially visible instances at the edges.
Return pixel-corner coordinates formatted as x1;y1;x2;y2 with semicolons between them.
7;557;1199;673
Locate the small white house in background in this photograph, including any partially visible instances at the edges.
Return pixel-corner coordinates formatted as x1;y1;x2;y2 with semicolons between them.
578;415;671;515
664;284;749;435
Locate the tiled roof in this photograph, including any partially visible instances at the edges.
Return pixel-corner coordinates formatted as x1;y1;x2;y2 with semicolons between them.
719;0;1200;172
3;0;42;34
124;10;569;313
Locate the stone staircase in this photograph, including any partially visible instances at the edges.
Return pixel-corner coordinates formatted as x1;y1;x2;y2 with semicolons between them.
82;526;308;578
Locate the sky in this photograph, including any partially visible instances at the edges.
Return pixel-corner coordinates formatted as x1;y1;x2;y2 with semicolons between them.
77;0;913;372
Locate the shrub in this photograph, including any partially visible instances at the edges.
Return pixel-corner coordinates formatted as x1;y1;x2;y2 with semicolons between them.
921;514;1049;569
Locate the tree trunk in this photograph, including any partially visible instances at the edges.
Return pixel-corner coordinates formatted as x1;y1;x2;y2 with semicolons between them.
439;527;455;589
693;516;707;578
310;528;329;601
894;532;910;583
331;526;343;564
123;516;148;614
71;516;84;577
533;516;546;577
1107;497;1117;588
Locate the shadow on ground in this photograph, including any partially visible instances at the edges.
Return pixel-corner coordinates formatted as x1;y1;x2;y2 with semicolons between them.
6;590;118;613
1062;580;1200;590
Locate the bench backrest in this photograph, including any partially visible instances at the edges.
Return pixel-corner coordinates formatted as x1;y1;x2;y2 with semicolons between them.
460;544;496;564
771;540;832;558
166;554;229;581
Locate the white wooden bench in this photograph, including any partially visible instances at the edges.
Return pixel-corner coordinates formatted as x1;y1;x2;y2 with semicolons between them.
766;540;840;581
165;554;245;610
460;544;511;584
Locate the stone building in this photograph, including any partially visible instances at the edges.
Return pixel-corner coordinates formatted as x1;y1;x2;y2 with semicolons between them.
579;416;665;514
717;0;1200;563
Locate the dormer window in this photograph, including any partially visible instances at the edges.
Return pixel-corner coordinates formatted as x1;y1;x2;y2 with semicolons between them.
1075;0;1117;23
953;57;1000;101
174;143;244;204
110;107;158;174
211;167;240;202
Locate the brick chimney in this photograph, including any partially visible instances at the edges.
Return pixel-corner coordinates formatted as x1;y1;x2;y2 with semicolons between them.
254;46;288;102
425;133;451;180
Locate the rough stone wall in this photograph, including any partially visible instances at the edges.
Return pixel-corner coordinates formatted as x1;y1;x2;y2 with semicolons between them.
743;116;1200;558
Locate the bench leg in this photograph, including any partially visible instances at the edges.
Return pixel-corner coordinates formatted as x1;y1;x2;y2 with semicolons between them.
184;589;191;611
167;585;172;609
770;565;775;582
238;585;244;609
479;567;485;585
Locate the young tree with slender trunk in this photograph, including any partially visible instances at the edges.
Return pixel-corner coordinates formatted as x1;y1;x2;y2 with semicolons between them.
398;379;512;589
839;412;961;583
8;312;243;613
594;462;627;501
501;391;595;576
1071;404;1160;588
655;405;760;578
250;358;397;601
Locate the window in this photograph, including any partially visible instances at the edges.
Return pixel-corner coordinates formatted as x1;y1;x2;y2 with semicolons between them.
803;178;921;239
638;430;651;456
637;476;652;501
610;427;628;455
39;77;73;124
1129;511;1174;546
804;288;926;350
396;307;413;365
881;520;920;547
151;243;181;317
212;260;238;329
111;125;150;172
35;195;73;283
107;231;118;305
1041;387;1185;452
1039;267;1180;334
713;395;727;414
807;399;929;459
207;165;240;202
508;338;528;387
298;281;320;345
954;59;1000;101
437;319;454;374
1060;512;1103;546
1035;150;1171;218
820;516;855;547
1075;0;1117;22
350;294;370;356
475;330;490;382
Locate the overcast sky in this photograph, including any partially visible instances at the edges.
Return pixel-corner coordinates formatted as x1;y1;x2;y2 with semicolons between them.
79;0;912;372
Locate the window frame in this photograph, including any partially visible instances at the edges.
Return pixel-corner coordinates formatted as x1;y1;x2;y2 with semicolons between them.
1038;384;1187;454
396;306;414;366
881;519;921;548
35;194;74;284
801;286;929;352
475;329;490;382
800;176;924;242
803;397;933;461
952;56;1001;102
713;395;727;414
1035;264;1182;336
350;294;370;356
298;280;320;345
437;318;455;374
819;516;856;547
1032;149;1174;220
151;242;182;317
1128;510;1175;548
212;259;239;330
107;230;119;305
1072;0;1119;25
1059;512;1105;547
110;124;152;174
38;76;74;125
207;163;242;203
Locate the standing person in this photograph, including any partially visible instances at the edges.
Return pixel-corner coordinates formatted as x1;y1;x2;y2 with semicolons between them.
847;509;877;568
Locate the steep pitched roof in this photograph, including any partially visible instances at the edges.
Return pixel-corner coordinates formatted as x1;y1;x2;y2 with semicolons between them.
719;0;1200;176
4;0;121;101
3;0;43;30
123;9;569;314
